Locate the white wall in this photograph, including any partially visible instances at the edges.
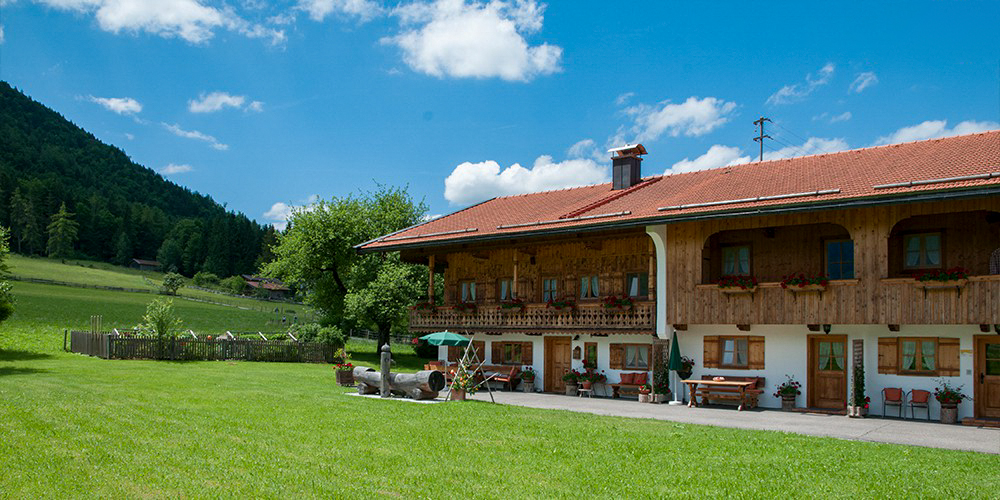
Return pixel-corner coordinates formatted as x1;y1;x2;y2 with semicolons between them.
679;324;978;419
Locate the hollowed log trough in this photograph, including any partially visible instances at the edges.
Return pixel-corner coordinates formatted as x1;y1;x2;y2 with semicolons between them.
353;367;446;400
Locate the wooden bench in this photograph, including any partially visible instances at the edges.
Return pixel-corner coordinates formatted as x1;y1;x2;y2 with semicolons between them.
696;375;765;408
610;372;649;398
481;365;521;391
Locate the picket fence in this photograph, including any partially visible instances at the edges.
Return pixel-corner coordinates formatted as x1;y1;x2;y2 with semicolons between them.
70;331;335;363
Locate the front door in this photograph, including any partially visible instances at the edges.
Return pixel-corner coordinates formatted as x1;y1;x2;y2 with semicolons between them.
974;335;1000;418
544;336;572;393
808;335;847;409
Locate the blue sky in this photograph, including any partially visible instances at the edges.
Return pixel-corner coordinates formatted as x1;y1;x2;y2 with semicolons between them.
2;0;999;227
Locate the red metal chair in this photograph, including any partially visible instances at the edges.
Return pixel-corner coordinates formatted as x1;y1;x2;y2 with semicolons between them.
882;387;903;418
906;389;931;421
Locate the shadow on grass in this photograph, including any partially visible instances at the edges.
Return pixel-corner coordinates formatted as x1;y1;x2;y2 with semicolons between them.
351;351;428;373
0;350;54;362
0;366;49;377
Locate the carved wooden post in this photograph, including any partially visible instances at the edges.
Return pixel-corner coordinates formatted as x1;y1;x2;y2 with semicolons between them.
513;252;519;299
380;344;391;398
427;255;435;302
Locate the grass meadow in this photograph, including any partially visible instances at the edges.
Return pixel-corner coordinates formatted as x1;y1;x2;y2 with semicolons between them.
1;262;998;498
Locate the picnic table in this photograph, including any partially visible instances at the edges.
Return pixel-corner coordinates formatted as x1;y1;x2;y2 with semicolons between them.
682;379;758;411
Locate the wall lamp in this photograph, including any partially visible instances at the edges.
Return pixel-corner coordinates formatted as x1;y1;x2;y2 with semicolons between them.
995;324;1000;335
822;324;832;334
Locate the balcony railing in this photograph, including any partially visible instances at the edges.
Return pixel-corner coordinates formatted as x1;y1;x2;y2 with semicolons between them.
409;301;655;334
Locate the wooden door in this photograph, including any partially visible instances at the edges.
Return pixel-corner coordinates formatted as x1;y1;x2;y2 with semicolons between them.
544;336;572;393
974;336;1000;418
808;335;847;409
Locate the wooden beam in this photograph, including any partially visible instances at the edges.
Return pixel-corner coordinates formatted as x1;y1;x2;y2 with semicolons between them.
736;324;751;331
427;255;435;302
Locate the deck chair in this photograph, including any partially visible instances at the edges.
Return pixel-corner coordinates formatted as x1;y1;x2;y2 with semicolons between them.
906;389;931;421
882;387;904;418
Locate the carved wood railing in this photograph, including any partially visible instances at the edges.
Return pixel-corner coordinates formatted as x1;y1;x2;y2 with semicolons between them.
409;301;655;333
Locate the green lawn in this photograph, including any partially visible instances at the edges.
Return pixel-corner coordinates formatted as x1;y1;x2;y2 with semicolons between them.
1;280;998;498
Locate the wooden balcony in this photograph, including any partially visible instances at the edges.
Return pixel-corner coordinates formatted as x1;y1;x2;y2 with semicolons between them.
409;301;655;335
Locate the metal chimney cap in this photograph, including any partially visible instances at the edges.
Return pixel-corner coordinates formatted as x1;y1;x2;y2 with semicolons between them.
607;144;647;157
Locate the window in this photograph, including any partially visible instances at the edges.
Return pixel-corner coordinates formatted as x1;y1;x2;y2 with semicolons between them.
497;278;512;301
720;337;749;368
903;233;941;269
624;345;649;369
901;338;937;374
580;275;599;299
542;278;558;302
625;273;648;298
502;343;522;364
460;281;476;302
722;245;751;276
816;340;845;372
826;240;855;280
584;342;598;367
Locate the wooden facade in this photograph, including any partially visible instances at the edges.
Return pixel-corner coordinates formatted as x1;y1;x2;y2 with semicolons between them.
666;197;1000;325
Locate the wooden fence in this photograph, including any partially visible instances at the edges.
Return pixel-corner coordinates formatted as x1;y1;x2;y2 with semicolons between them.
70;331;335;363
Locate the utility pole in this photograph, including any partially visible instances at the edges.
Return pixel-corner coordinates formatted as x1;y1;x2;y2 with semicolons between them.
753;117;772;162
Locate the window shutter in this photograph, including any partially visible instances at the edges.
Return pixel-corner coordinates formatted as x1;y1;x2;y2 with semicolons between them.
610;343;624;370
937;337;960;376
448;346;461;362
748;336;765;370
472;341;485;361
492;341;503;364
521;342;533;365
877;338;898;374
703;336;720;369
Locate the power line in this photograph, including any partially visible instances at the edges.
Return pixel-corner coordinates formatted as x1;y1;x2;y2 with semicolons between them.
753;117;772;162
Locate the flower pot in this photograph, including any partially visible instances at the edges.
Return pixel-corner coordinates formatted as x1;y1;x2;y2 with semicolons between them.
335;370;355;387
847;405;868;418
940;403;958;424
638;393;652;403
719;286;757;295
678;370;693;381
565;383;578;396
522;381;534;393
653;393;669;404
451;389;466;401
581;380;593;390
781;395;796;411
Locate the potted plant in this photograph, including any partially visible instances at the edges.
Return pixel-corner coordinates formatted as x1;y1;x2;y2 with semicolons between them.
498;298;526;313
335;362;355;386
546;297;578;313
521;367;536;393
677;356;695;381
451;365;479;401
653;364;671;403
638;383;653;403
580;369;606;390
914;267;971;291
717;275;758;295
780;273;829;293
562;370;581;396
847;364;869;418
773;375;801;411
933;380;969;424
601;295;635;313
452;301;478;314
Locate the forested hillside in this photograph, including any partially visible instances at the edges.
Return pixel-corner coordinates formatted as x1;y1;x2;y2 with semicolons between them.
0;81;273;277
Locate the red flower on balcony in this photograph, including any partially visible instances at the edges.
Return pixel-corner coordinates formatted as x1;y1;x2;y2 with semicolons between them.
717;275;758;290
779;273;829;289
915;267;970;283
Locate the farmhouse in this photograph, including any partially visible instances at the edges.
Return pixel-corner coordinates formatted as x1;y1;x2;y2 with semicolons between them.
129;258;161;272
357;130;1000;422
241;274;291;300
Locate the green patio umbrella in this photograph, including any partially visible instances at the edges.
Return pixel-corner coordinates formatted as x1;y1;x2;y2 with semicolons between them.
419;331;470;346
668;330;683;372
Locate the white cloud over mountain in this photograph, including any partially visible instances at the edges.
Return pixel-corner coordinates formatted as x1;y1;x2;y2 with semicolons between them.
162;122;228;150
875;120;999;145
188;91;263;113
384;0;562;82
443;154;607;206
160;163;193;175
87;95;142;114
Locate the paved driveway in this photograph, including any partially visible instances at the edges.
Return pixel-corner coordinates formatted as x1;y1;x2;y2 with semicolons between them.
471;391;1000;454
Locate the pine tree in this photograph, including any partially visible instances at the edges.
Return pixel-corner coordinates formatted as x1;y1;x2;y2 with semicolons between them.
46;202;79;258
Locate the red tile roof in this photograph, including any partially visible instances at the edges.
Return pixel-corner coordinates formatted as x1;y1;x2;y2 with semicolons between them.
360;130;1000;251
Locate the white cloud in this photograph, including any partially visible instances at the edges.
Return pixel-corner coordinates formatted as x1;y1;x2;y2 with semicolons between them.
187;91;263;113
0;25;5;44
298;0;382;21
829;111;852;123
614;92;634;106
766;62;835;105
262;195;318;230
162;122;228;150
384;0;562;82
668;145;751;174
160;163;193;174
874;120;999;145
87;95;142;114
443;154;608;206
35;0;285;45
849;71;878;93
124;132;135;140
617;96;738;144
763;137;850;160
567;138;604;162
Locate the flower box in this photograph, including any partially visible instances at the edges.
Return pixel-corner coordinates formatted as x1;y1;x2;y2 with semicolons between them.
786;284;828;293
913;279;968;290
719;286;757;295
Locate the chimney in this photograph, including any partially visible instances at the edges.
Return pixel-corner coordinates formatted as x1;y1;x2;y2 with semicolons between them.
607;144;647;190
